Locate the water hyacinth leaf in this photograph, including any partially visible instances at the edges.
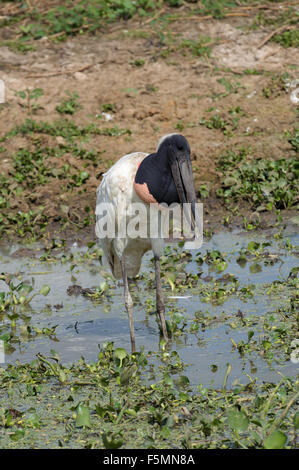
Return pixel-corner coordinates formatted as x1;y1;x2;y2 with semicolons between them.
223;363;232;389
247;241;260;252
114;348;127;368
166;273;176;291
250;263;262;274
25;409;40;428
125;408;137;418
175;375;190;387
227;408;249;432
102;432;123;449
119;364;138;385
264;430;287;449
19;295;27;304
75;403;91;428
164;373;173;386
39;285;50;296
160;337;167;350
247;331;254;342
216;261;228;272
10;429;25;441
18;283;33;295
50;349;60;362
99;281;109;292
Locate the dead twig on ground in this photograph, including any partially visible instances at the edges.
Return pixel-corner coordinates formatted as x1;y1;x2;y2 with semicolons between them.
25;63;95;78
257;25;296;49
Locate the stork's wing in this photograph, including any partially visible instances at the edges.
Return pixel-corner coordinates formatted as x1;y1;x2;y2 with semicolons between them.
95;152;149;279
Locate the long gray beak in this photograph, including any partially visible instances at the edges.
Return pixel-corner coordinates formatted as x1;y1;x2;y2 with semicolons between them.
171;157;199;232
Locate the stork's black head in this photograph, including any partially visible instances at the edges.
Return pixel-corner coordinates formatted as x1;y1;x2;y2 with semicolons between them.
157;133;191;160
134;134;196;209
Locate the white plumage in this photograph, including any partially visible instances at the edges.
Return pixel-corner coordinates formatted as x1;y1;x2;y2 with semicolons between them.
96;151;155;278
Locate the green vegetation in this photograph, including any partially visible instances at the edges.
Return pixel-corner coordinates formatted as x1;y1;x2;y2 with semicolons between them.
0;342;297;448
131;58;145;67
287;127;299;153
200;112;240;136
0;228;298;448
0;116;131;239
0;0;230;51
250;6;298;31
14;88;44;114
216;77;243;97
0;276;50;313
262;73;289;99
272;29;299;48
1;1;290;53
180;37;212;57
1;118;131;142
56;92;81;115
217;150;299;210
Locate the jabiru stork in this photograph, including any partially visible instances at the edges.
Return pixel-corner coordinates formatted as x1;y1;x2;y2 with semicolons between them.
95;134;198;352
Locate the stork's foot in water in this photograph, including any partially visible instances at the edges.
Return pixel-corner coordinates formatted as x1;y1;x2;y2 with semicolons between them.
154;256;169;343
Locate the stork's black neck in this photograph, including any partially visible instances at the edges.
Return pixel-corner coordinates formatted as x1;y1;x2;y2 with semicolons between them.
134;148;180;205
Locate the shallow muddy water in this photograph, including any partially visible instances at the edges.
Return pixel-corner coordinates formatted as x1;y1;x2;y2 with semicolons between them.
0;227;298;389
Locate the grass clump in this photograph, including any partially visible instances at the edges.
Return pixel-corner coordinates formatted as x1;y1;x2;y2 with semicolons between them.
250;7;298;30
2;118;131;142
180;37;212;57
6;0;159;43
56;92;81;115
272;29;299;48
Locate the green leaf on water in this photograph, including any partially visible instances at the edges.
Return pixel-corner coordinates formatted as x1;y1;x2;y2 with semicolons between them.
19;283;33;295
102;432;123;449
166;273;176;291
247;241;260;252
99;281;109;292
164;373;173;386
227;408;249;432
264;430;287;449
39;285;50;296
0;333;10;342
75;403;91;428
250;263;262;274
119;364;138;385
216;261;228;272
175;375;190;387
10;429;25;441
114;348;127;368
25;409;40;428
247;330;254;342
50;349;60;362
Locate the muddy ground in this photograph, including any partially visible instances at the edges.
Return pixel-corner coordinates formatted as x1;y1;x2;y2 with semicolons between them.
0;1;298;243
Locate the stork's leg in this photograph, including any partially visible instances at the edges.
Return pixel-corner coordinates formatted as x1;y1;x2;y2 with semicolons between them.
154;255;168;342
121;254;136;353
